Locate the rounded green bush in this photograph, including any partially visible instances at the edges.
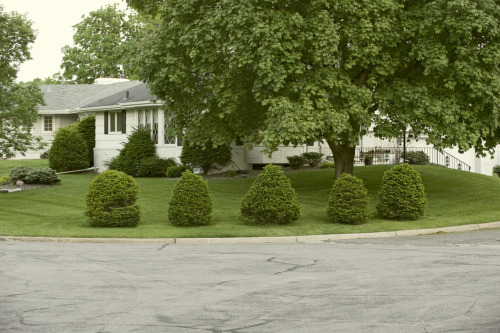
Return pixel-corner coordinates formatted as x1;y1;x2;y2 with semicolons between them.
180;139;232;176
85;170;141;227
320;161;335;169
166;165;190;178
327;173;372;224
49;126;89;172
240;164;300;224
286;155;307;169
302;152;324;167
137;156;177;177
109;127;156;176
10;166;35;183
404;151;429;165
377;163;427;220
24;168;61;185
75;115;96;167
168;170;212;226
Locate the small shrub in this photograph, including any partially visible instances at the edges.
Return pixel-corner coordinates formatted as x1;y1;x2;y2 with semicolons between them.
240;164;300;224
49;126;89;172
24;168;61;185
109;127;156;176
137;156;177;177
327;173;372;224
40;151;49;159
180;139;232;176
224;170;238;177
287;155;307;169
0;175;10;185
166;165;190;178
85;170;141;227
168;170;212;226
10;166;35;183
377;163;427;220
493;164;500;175
404;151;429;165
76;115;96;166
301;152;324;167
320;161;335;169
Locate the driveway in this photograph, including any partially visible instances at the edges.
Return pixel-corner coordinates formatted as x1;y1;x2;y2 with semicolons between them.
1;229;500;332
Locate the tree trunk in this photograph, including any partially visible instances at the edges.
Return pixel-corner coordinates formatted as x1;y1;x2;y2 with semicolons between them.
325;140;356;179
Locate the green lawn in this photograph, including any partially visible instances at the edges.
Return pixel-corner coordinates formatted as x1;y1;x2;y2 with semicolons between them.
1;160;500;238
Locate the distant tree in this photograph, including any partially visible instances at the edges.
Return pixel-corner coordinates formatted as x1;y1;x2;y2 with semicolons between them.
61;4;143;84
128;0;500;179
0;5;45;158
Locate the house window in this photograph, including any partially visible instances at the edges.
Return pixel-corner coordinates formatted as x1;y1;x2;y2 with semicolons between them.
21;124;30;133
43;116;53;132
104;111;126;134
109;111;123;133
138;109;159;144
163;111;176;145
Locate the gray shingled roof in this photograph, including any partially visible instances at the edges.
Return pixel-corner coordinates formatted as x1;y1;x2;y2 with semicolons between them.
39;80;147;111
82;82;156;108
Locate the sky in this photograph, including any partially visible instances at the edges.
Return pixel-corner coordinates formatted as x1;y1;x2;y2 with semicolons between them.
2;0;128;82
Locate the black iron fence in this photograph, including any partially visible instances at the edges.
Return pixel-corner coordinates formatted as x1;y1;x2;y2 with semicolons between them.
352;147;471;171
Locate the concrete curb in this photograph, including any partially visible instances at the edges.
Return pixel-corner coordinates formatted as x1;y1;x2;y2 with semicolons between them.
1;221;500;245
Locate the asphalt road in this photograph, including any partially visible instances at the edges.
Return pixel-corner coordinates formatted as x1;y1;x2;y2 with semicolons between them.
1;229;500;332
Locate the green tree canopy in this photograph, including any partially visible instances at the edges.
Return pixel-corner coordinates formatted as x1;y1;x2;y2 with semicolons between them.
128;0;500;178
0;5;45;158
61;4;143;84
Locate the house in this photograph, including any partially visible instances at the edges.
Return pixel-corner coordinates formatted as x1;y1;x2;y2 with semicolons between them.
11;79;500;176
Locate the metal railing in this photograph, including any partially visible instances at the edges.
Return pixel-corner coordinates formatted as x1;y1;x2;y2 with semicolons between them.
353;147;471;171
319;146;471;171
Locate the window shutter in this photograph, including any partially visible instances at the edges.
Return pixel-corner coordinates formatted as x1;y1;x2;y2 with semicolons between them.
122;110;126;134
104;112;108;134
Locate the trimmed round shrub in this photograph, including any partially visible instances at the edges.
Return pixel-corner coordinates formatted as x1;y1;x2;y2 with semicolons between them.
85;170;141;227
10;166;35;183
168;170;212;226
137;156;177;177
321;161;335;169
240;164;300;224
404;151;429;165
24;168;61;185
49;126;89;172
327;173;372;224
377;163;427;220
166;165;190;178
180;139;232;176
302;152;324;167
109;127;156;176
287;155;307;169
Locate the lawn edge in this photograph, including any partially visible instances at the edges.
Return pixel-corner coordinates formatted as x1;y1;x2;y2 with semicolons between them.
2;221;499;244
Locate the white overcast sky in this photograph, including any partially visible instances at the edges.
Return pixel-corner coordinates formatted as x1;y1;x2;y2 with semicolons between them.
2;0;128;82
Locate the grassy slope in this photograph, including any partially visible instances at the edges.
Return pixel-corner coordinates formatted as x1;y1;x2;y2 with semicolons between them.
1;160;499;238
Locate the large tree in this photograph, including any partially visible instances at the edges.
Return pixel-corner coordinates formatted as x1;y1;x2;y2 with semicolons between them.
127;0;500;178
61;4;143;84
0;5;45;158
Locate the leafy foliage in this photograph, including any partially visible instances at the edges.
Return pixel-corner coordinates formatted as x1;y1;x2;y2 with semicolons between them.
49;126;89;172
302;152;324;167
287;155;307;169
240;165;300;224
61;4;143;83
377;164;427;220
74;115;96;167
86;170;140;227
24;168;60;185
9;166;35;183
168;170;212;226
321;161;335;169
0;175;10;185
129;0;500;178
165;165;189;178
327;173;371;225
108;127;156;176
180;139;232;176
137;156;176;177
404;151;430;165
0;6;45;157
